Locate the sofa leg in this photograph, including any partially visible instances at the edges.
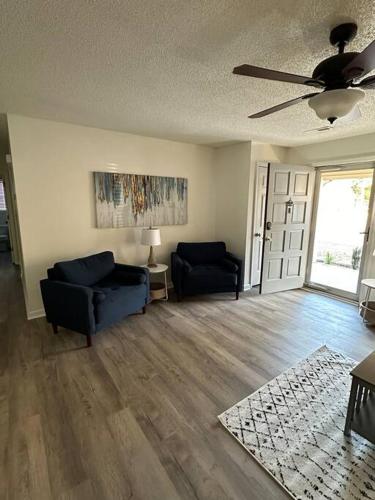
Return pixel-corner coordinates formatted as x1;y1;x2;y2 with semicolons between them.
86;334;92;348
177;293;182;302
236;290;239;300
52;324;58;334
142;305;146;314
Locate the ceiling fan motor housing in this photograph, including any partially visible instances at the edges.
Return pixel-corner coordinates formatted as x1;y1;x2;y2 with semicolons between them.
329;23;358;52
312;52;360;89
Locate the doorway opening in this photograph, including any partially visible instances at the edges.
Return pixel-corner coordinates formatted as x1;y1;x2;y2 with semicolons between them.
0;177;11;255
306;167;374;301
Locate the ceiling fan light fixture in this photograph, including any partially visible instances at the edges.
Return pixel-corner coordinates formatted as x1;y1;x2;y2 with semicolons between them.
308;88;365;121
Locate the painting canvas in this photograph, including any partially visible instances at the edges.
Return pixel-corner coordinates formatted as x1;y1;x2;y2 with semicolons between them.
94;172;188;228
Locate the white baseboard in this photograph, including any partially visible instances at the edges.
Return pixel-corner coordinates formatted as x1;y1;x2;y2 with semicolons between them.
243;283;251;291
27;308;45;320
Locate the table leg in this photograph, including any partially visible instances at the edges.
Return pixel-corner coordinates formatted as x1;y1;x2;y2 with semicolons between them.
344;378;359;436
363;286;371;323
356;385;364;413
164;271;168;301
363;388;369;406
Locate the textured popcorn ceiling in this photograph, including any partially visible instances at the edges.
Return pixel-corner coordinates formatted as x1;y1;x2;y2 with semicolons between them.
0;0;375;147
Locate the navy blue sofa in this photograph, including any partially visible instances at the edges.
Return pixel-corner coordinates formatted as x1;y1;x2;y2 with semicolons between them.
171;242;242;301
40;251;150;347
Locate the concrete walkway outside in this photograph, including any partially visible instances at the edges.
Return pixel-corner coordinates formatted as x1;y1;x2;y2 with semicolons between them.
310;262;359;294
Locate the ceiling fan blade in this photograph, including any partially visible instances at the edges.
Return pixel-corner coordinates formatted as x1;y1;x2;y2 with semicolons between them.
249;93;319;118
233;64;324;88
343;40;375;79
356;75;375;89
305;125;333;133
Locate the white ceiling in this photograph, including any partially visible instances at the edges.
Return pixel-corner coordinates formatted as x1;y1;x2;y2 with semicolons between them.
0;0;375;147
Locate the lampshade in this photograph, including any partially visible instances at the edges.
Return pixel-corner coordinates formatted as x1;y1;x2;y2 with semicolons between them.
308;88;365;121
141;228;161;246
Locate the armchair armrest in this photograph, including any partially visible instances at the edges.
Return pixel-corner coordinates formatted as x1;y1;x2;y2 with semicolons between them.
171;253;192;272
40;279;96;335
114;263;150;302
115;263;147;275
225;252;243;291
171;252;192;295
220;258;239;273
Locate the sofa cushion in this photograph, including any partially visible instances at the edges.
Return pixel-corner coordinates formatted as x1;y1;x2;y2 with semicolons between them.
55;251;115;286
177;242;226;265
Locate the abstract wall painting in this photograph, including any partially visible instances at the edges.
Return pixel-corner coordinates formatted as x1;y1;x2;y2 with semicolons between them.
93;172;188;228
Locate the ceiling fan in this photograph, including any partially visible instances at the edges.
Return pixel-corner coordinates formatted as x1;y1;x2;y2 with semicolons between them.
304;105;362;133
233;23;375;123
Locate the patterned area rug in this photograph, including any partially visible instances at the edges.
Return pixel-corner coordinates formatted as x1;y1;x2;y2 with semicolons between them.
219;346;375;499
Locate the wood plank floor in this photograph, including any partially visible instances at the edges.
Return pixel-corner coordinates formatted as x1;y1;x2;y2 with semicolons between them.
1;253;375;500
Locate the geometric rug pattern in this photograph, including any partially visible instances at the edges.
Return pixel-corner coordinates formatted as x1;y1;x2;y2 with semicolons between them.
218;346;375;499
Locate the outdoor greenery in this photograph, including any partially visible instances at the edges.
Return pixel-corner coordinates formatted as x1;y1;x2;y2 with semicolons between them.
324;251;335;265
352;247;361;270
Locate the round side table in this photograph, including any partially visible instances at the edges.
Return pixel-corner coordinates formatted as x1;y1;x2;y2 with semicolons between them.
360;279;375;323
141;263;168;301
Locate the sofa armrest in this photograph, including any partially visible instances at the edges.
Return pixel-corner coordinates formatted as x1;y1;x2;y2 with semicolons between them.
114;263;150;302
40;279;96;335
225;252;243;290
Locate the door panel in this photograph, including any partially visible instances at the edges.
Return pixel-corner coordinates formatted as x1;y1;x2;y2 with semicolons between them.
261;163;315;294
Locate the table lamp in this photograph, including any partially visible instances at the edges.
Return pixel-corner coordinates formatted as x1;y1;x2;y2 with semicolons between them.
141;227;161;267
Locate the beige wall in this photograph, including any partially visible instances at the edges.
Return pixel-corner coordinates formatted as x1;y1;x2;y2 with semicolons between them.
214;141;287;287
214;142;252;283
286;132;375;166
8;114;216;318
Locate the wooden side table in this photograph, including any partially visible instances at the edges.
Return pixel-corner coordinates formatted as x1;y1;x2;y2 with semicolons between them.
344;350;375;443
141;263;168;301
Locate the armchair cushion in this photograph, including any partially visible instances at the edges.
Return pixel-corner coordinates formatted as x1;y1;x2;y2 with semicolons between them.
95;283;148;330
186;264;237;288
55;251;115;286
98;272;146;287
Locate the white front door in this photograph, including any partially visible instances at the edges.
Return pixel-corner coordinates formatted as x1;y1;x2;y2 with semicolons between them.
261;163;315;294
251;164;268;286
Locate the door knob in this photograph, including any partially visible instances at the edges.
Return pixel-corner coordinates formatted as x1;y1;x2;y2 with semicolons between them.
254;232;261;237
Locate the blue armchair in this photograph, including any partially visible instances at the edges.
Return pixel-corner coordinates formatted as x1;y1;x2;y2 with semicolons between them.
171;242;242;301
40;251;150;347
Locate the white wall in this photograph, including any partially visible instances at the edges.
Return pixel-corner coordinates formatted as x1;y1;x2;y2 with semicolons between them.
8;114;216;318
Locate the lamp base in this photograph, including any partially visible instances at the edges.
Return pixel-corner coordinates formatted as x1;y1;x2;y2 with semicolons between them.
147;246;157;267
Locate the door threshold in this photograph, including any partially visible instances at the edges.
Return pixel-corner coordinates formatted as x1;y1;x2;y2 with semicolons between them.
302;285;358;306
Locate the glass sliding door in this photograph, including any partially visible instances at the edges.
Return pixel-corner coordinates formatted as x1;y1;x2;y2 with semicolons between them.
307;167;374;300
